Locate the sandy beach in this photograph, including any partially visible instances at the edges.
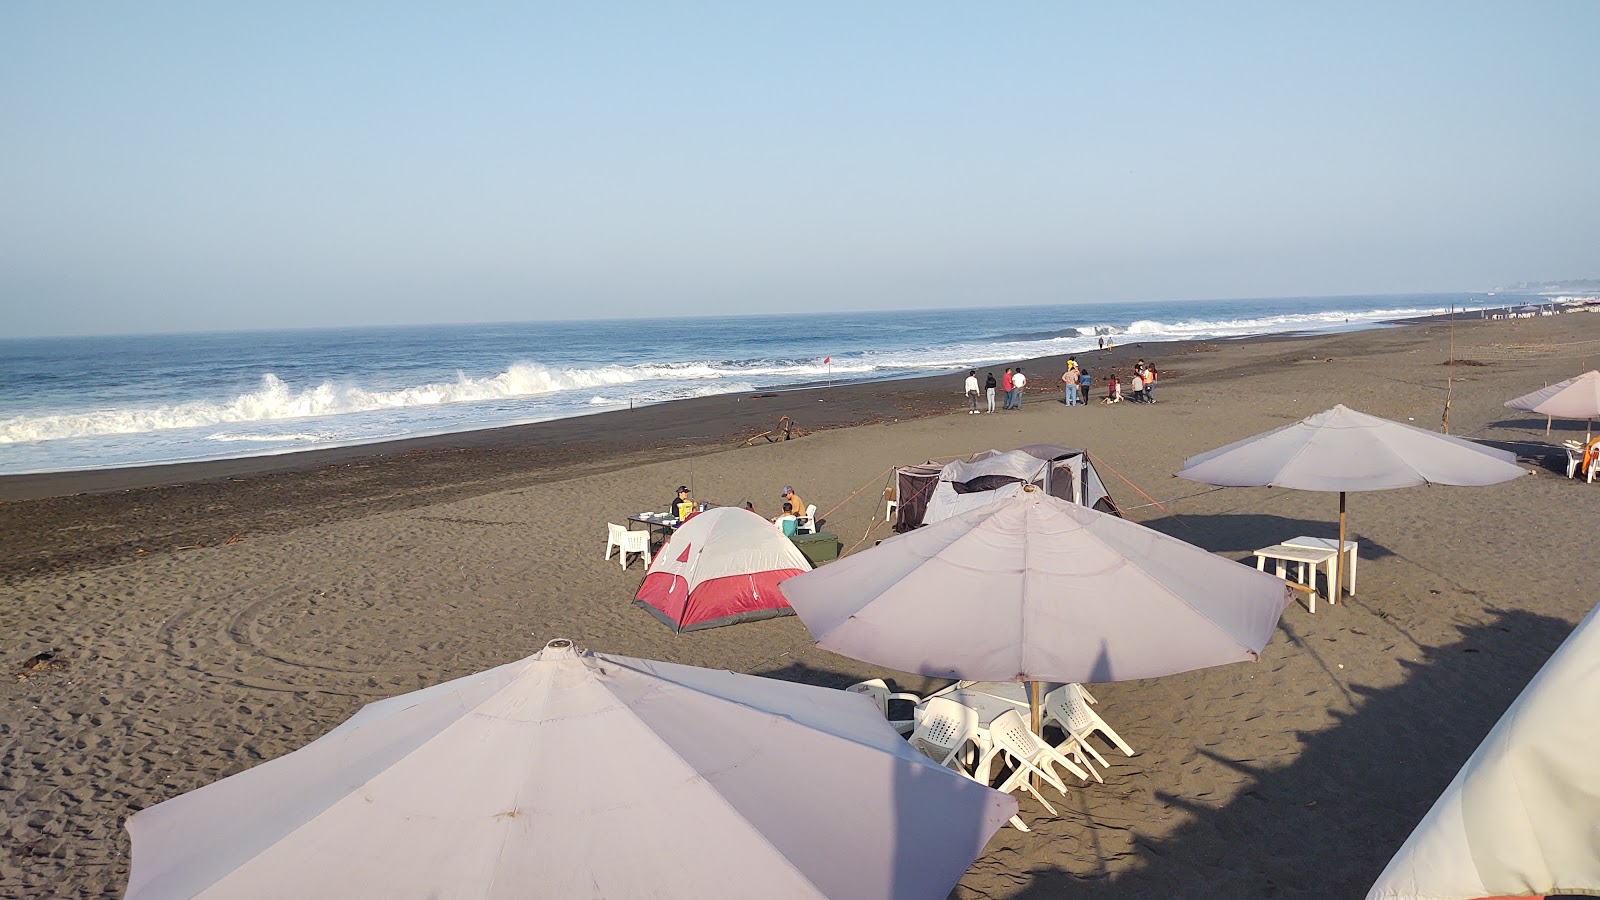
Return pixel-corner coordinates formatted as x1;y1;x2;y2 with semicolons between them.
4;310;1599;898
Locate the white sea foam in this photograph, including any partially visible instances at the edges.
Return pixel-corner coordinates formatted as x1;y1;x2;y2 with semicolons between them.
206;431;339;443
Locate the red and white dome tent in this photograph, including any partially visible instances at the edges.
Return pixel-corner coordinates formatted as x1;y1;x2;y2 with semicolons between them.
634;507;812;632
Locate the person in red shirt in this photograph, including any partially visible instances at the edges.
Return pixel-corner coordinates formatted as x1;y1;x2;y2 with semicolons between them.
1001;368;1014;409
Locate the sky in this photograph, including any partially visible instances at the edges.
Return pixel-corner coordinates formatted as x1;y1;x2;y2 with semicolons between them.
2;2;1598;337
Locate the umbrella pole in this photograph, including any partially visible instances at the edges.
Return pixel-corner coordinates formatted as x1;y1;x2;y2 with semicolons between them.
1334;492;1346;604
1030;680;1042;791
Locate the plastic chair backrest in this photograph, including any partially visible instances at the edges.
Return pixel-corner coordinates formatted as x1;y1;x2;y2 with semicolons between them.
989;709;1043;760
911;697;977;766
846;679;890;716
1049;686;1096;734
608;523;627;542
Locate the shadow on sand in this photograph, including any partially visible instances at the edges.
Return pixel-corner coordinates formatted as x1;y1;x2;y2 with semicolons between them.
1138;512;1397;562
992;607;1576;898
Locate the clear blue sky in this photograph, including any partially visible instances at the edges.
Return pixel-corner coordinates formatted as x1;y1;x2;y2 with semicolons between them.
3;2;1597;337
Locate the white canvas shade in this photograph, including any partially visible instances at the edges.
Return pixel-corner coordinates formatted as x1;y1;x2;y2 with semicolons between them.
125;639;1016;900
1504;370;1600;440
779;489;1291;729
1367;602;1600;900
1177;405;1527;603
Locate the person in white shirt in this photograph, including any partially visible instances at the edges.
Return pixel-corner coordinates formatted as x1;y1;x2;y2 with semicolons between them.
1130;371;1145;403
963;370;980;414
1011;368;1027;409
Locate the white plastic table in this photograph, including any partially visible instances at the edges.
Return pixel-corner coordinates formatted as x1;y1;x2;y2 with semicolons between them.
1254;543;1337;612
1282;536;1357;599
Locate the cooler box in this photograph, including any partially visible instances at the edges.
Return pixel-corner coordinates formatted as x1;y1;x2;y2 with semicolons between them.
790;531;840;567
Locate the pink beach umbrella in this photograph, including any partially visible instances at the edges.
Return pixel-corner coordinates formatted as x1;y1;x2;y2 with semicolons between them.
1178;404;1528;606
1504;369;1600;440
125;639;1016;900
778;489;1292;734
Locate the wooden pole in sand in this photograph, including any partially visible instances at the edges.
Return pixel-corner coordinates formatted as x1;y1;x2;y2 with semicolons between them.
1030;680;1042;790
1334;492;1347;604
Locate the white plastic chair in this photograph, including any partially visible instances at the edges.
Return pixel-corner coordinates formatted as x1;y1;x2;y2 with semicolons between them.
1039;689;1107;782
800;504;819;534
1564;441;1584;479
909;697;987;771
605;523;650;569
908;698;1030;832
846;679;920;735
1043;684;1135;760
987;709;1089;820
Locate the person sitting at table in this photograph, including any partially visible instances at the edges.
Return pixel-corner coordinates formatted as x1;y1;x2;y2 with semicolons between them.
773;502;800;536
780;485;807;527
670;485;694;519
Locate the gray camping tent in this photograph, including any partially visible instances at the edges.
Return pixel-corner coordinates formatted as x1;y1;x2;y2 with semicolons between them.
892;444;1119;531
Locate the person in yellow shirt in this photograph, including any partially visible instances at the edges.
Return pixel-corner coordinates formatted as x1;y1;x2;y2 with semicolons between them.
781;485;808;527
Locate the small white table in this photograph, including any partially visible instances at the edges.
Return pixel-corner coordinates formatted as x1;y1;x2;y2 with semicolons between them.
1254;543;1337;612
1282;536;1358;599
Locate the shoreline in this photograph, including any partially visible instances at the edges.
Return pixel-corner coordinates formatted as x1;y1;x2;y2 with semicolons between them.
0;314;1420;503
0;309;1546;580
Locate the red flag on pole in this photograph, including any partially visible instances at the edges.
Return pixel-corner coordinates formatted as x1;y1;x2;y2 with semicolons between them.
823;356;830;364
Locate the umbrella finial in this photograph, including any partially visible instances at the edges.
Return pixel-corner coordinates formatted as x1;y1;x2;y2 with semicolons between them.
540;638;578;659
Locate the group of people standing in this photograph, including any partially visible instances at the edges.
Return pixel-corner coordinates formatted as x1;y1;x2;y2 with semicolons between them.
963;367;1028;413
1060;359;1095;406
965;356;1160;412
1100;359;1158;404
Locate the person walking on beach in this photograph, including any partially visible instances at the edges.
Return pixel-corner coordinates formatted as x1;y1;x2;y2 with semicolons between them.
1144;364;1157;402
1098;336;1105;351
1001;368;1014;409
1012;368;1027;409
1078;367;1093;405
1061;367;1078;406
964;370;980;414
984;372;997;412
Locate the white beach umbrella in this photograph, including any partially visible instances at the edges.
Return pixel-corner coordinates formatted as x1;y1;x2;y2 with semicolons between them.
125;639;1016;900
1504;369;1600;440
1177;404;1528;604
778;489;1292;731
1367;602;1600;900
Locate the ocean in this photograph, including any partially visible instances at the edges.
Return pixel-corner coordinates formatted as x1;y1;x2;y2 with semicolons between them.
0;293;1516;476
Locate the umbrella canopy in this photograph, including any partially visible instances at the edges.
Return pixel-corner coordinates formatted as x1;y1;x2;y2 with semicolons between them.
1177;404;1527;492
1367;602;1600;900
1505;370;1600;419
1505;370;1600;439
778;490;1291;684
126;639;1016;900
